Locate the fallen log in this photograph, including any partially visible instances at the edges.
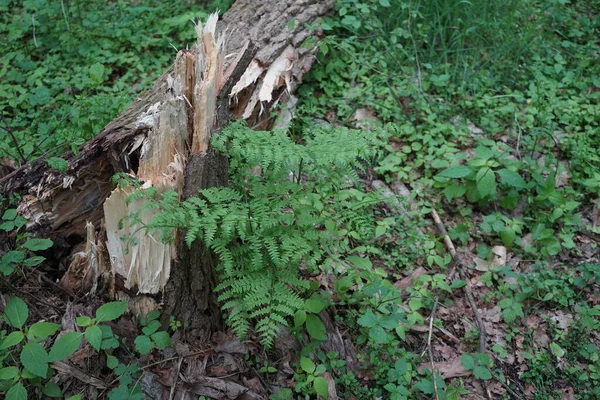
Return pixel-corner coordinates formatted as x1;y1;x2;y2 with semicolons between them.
0;0;335;331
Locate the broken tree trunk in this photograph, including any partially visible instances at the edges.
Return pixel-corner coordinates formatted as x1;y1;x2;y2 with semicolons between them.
0;0;335;330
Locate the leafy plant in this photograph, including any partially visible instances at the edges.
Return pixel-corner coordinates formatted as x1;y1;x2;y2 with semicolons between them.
125;121;389;348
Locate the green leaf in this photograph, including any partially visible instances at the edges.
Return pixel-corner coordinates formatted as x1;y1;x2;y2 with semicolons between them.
500;228;516;247
313;376;329;398
43;381;63;397
357;309;378;328
22;238;53;251
49;332;83;362
89;62;105;84
85;325;103;351
437;165;473;178
476;168;496;198
378;0;391;7
95;301;128;323
294;310;306;328
460;354;475;370
1;251;25;271
5;296;28;329
474;146;493;161
106;355;118;369
497;169;527;189
2;209;17;220
142;320;161;336
134;335;152;355
28;322;61;340
305;299;326;314
369;326;388;344
306;314;327;340
300;357;315;374
550;342;565;358
45;157;69;173
0;366;19;380
150;331;171;349
1;331;24;349
66;395;82;400
23;256;45;267
346;256;371;270
409;298;422;311
6;382;27;400
76;316;92;327
472;366;492;380
375;225;387;237
21;342;49;378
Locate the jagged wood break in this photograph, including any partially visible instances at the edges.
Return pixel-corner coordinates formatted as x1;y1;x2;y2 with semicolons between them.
0;0;335;329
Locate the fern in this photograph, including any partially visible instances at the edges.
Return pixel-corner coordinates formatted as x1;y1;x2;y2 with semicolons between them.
129;121;391;348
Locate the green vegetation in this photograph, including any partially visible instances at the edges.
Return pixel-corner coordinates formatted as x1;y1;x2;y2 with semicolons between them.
1;0;599;399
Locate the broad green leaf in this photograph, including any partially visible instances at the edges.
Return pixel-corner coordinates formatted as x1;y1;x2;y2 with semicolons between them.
76;316;92;327
1;331;24;349
550;342;565;358
474;146;493;160
0;366;19;380
313;376;329;398
375;225;387;237
472;366;492;380
6;382;27;400
305;299;326;314
346;256;371;270
49;332;83;361
497;169;527;189
294;310;306;328
2;251;25;265
437;165;473;179
89;62;105;84
460;354;475;370
23;256;45;267
21;342;49;378
22;238;53;251
300;357;315;374
476;168;496;198
43;381;63;397
500;228;516;247
142;320;161;336
66;395;82;400
150;331;171;349
378;0;391;7
357;309;378;328
306;314;327;340
106;355;118;369
2;209;17;220
85;325;103;351
28;322;61;340
369;326;387;344
95;301;128;323
134;335;152;355
5;296;28;329
409;298;422;311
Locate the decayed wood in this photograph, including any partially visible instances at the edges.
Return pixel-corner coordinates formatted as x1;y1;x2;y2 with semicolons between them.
0;0;334;239
0;0;335;329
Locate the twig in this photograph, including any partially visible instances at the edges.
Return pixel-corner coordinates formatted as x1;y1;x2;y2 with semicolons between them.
430;208;490;399
426;303;441;400
142;347;214;370
0;118;27;165
168;357;183;400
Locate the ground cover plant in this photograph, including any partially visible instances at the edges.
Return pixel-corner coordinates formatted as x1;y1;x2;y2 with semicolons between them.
0;0;599;399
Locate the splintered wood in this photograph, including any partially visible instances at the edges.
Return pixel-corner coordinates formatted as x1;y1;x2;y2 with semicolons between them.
104;16;222;294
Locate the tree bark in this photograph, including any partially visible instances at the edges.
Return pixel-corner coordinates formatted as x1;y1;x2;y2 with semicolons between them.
0;0;334;331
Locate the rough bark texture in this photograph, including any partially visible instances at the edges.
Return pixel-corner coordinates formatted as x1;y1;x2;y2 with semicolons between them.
0;0;335;329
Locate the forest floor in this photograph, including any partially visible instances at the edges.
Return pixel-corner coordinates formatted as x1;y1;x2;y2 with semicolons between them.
1;0;599;399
